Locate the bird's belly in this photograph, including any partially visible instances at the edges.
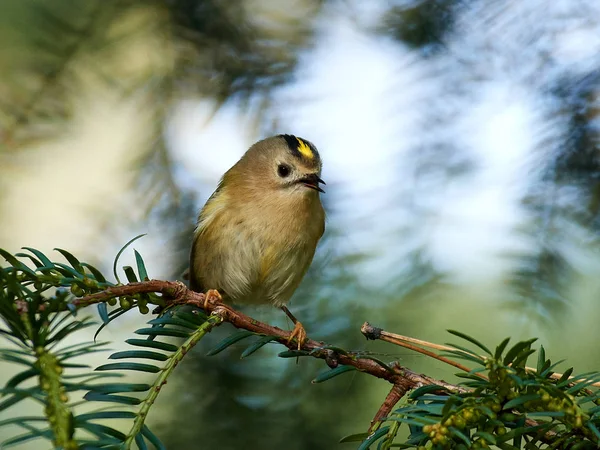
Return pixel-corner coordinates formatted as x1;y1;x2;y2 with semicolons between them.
222;240;311;307
194;201;322;307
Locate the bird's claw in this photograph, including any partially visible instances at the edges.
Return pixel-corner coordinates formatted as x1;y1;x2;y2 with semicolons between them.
287;321;307;351
204;289;223;309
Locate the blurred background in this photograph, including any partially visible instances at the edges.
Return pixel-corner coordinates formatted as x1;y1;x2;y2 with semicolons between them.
1;0;600;448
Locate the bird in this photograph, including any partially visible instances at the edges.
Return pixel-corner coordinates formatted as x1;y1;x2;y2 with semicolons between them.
188;134;326;350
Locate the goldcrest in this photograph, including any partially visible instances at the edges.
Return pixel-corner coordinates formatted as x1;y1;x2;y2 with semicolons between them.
189;134;326;347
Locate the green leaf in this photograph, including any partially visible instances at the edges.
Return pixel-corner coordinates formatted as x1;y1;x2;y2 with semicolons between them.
506;373;524;387
0;353;35;367
0;416;46;427
0;249;20;267
136;432;148;450
339;433;370;443
47;318;95;344
55;262;84;278
503;394;541;410
54;248;84;273
123;266;138;283
134;250;149;281
445;342;483;358
63;372;123;382
588;422;600;442
409;385;448;399
4;369;39;389
476;405;496;419
394;412;439;425
449;426;471;446
147;316;201;330
441;395;461;416
473;431;496;444
79;438;121;449
447;330;491;355
512;349;536;368
0;426;53;447
83;392;142;405
495;338;511;359
0;250;37;277
95;362;161;373
81;262;107;283
567;373;600;394
173;309;208;324
206;330;256;356
536;345;546;373
440;350;486;366
503;339;537;366
455;373;488;382
77;422;126;440
241;336;277;358
312;365;357;383
141;424;166;450
384;417;432;428
97;303;109;324
357;427;389;450
278;350;309;358
85;383;151;394
135;328;190;338
526;411;565;418
125;339;178;352
109;350;168;361
21;247;53;268
113;234;146;284
13;253;43;268
58;347;108;362
76;411;137;421
541;359;567;378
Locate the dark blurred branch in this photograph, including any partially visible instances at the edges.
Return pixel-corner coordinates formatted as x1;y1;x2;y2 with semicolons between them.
2;1;106;145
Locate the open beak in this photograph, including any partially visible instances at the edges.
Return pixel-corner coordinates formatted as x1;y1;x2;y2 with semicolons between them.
298;173;326;193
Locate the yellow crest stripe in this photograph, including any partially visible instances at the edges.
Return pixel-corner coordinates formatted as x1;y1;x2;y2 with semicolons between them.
296;137;314;159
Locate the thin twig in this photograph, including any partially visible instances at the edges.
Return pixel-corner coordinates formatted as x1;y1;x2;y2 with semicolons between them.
361;322;487;379
359;322;600;388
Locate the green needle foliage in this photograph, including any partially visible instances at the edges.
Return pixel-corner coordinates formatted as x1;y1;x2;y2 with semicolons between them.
346;337;600;450
2;241;600;449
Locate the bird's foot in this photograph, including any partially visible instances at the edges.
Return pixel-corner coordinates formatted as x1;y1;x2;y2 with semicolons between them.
287;320;307;351
204;289;223;310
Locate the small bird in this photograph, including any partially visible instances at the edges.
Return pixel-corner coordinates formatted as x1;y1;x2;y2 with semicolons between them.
188;134;326;349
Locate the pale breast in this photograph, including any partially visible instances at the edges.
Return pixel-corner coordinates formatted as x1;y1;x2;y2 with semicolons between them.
190;189;325;307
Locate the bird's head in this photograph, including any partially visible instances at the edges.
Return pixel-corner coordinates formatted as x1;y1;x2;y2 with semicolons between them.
228;134;326;198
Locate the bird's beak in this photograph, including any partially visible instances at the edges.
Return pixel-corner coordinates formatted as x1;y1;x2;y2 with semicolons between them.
298;173;326;193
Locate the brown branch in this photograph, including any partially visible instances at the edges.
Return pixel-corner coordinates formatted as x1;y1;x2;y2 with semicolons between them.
72;280;470;392
361;322;487;379
70;280;557;441
370;384;409;432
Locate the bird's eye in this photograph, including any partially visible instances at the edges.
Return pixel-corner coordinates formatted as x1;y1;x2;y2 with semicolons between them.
277;164;291;178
